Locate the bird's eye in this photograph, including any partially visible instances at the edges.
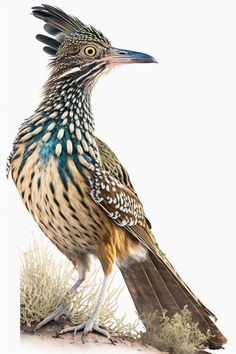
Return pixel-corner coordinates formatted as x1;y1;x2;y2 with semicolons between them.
84;46;96;57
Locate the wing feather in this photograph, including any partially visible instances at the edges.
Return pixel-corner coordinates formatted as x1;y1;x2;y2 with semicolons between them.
91;138;156;253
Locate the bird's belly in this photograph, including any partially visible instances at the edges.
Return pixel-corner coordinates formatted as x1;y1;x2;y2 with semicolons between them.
12;148;109;261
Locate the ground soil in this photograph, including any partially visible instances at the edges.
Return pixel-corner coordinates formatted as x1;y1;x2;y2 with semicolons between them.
21;319;166;354
21;320;211;354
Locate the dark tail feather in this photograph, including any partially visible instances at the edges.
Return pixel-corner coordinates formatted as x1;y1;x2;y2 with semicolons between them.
120;250;227;350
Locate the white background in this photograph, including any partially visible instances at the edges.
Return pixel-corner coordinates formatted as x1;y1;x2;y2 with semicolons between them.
0;0;235;353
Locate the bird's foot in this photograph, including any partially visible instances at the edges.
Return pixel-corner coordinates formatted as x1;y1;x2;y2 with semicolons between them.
56;319;115;344
34;299;69;333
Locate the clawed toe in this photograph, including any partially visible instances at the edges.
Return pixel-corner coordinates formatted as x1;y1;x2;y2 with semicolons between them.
34;299;69;333
56;320;114;344
91;323;115;344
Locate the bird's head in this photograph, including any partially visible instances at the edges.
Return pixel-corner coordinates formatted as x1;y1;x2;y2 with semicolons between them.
32;5;157;92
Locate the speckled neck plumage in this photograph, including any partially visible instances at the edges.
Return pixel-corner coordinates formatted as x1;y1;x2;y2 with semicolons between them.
16;77;99;176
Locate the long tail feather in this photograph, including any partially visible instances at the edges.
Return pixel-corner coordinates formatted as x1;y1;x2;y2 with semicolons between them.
120;250;227;350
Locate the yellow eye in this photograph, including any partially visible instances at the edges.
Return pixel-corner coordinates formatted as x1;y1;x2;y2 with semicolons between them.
84;46;96;57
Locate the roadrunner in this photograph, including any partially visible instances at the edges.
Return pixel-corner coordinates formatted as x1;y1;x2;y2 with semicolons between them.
8;5;226;349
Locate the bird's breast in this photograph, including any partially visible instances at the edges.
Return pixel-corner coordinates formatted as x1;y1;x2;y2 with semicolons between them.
11;143;111;262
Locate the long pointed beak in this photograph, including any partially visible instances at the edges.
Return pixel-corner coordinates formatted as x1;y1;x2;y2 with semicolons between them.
107;47;157;65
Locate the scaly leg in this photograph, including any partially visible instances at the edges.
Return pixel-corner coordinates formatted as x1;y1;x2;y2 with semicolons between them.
57;274;114;343
34;269;86;332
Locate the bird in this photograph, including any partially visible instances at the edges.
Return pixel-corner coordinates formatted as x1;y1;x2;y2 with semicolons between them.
8;4;227;349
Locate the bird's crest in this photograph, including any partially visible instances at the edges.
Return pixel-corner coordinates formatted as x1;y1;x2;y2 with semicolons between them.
32;4;111;56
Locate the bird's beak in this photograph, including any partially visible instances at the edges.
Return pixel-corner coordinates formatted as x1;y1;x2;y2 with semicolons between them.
107;47;157;65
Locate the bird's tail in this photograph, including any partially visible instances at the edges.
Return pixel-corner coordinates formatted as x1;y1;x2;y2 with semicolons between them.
120;249;227;350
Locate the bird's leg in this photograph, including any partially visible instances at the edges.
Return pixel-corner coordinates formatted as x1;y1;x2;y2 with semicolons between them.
57;274;114;343
34;269;86;332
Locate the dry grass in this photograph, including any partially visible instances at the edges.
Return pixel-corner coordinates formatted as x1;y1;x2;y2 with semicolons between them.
21;239;211;353
140;307;211;354
20;239;139;337
20;239;73;326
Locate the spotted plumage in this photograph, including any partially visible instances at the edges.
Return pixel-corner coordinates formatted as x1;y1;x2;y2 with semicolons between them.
8;5;226;349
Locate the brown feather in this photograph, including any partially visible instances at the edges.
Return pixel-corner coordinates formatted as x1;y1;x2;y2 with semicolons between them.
97;136;227;349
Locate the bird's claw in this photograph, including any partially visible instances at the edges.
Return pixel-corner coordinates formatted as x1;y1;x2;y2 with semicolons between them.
34;299;69;333
56;320;115;344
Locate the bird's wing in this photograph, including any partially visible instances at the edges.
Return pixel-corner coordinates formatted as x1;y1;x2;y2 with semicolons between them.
95;137;135;190
95;137;151;227
90;137;156;253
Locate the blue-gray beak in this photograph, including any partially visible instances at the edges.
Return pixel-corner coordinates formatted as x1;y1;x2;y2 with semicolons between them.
107;47;157;65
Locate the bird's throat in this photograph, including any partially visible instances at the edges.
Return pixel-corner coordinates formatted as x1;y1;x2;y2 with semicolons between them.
42;77;95;136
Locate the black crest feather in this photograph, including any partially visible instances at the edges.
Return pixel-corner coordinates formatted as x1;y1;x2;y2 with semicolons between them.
32;4;110;56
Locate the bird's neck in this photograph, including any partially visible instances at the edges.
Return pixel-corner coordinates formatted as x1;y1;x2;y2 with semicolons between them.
40;77;95;136
17;78;99;170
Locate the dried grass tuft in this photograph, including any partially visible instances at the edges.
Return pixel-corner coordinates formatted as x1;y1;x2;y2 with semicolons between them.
140;306;211;354
20;239;74;326
20;239;139;337
21;239;211;353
